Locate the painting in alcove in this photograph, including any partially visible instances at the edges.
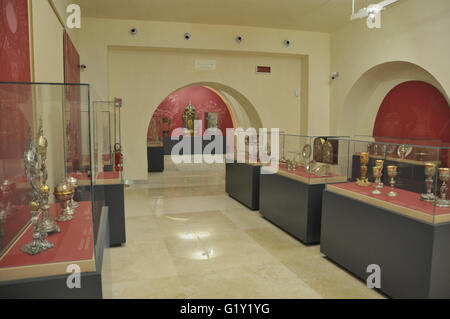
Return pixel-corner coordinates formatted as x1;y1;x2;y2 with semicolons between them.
147;86;234;144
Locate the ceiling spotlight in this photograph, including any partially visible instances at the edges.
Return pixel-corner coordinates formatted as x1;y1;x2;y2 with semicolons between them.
130;28;138;35
235;36;243;44
283;40;291;47
184;32;191;40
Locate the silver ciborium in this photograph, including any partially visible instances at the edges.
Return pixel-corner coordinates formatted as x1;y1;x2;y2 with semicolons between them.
387;165;398;197
420;163;436;202
372;166;383;195
55;182;75;221
66;176;80;210
436;168;450;208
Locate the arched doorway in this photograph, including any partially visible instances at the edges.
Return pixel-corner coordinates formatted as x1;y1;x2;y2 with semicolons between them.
146;84;262;171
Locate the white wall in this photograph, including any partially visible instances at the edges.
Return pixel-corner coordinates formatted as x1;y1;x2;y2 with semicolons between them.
330;0;450;136
79;18;331;180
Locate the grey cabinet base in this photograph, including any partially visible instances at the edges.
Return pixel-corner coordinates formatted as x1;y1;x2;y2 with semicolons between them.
320;189;450;299
147;146;164;172
259;173;324;244
225;162;260;210
77;183;126;247
0;207;109;299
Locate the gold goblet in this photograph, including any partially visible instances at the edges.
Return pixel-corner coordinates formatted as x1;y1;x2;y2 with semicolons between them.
375;160;384;189
356;152;371;186
372;166;383;195
420;163;436;202
387;165;398;197
436;168;450;208
54;182;75;221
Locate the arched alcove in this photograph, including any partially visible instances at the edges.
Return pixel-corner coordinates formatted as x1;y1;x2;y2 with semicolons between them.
338;61;450;137
146;82;263;146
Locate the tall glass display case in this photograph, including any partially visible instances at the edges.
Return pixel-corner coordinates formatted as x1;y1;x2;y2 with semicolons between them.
92;99;123;184
0;82;106;298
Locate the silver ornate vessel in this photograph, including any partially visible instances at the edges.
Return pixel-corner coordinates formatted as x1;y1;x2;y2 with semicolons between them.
66;176;80;210
436;168;450;208
21;133;54;255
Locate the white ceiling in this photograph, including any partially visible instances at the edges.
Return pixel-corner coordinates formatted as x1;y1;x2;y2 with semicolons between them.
74;0;368;32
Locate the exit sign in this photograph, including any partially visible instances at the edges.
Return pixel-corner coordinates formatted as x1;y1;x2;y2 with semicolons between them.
256;66;271;73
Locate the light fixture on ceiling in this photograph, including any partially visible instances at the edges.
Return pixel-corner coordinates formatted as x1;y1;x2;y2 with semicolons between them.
184;32;191;40
235;36;243;44
129;27;138;35
351;0;399;29
283;40;291;47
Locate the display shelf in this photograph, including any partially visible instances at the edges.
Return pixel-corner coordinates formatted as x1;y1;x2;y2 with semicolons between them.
0;202;95;282
327;183;450;224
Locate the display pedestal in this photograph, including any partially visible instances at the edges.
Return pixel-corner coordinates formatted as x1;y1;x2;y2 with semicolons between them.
225;161;261;210
147;144;164;172
0;206;109;299
75;172;126;247
321;186;450;298
259;168;325;244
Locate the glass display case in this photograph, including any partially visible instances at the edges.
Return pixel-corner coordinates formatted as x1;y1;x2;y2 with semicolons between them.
0;82;103;287
325;136;450;224
92;98;123;184
270;133;349;184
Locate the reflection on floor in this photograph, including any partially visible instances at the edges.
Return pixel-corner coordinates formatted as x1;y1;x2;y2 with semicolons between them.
102;156;384;299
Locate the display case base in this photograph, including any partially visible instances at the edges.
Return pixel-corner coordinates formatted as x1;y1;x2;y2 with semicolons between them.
0;207;109;299
77;183;126;247
225;162;261;210
260;172;324;244
147;145;164;172
320;189;450;298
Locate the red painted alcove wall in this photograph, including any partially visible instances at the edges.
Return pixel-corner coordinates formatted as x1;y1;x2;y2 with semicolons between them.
147;86;234;142
373;81;450;166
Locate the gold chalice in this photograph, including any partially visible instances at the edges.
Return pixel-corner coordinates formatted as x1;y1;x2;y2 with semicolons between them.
436;168;450;208
356;152;371;186
372;166;383;195
375;160;384;189
420;163;436;202
54;182;74;221
387;165;398;197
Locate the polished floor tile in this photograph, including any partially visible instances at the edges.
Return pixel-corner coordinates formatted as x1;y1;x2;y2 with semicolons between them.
102;158;385;299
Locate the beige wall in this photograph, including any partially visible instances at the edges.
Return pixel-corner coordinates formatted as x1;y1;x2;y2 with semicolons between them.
108;47;302;180
330;0;450;136
79;18;330;180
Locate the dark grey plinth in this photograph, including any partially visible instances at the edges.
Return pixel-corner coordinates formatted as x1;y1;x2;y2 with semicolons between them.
0;207;109;299
320;189;450;298
225;162;260;210
147;146;164;172
77;183;126;247
163;136;226;155
259;173;324;244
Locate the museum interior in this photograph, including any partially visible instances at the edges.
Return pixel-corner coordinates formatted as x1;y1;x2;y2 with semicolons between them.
0;0;449;299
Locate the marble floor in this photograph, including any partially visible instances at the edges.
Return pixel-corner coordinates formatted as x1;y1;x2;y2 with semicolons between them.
101;156;385;299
